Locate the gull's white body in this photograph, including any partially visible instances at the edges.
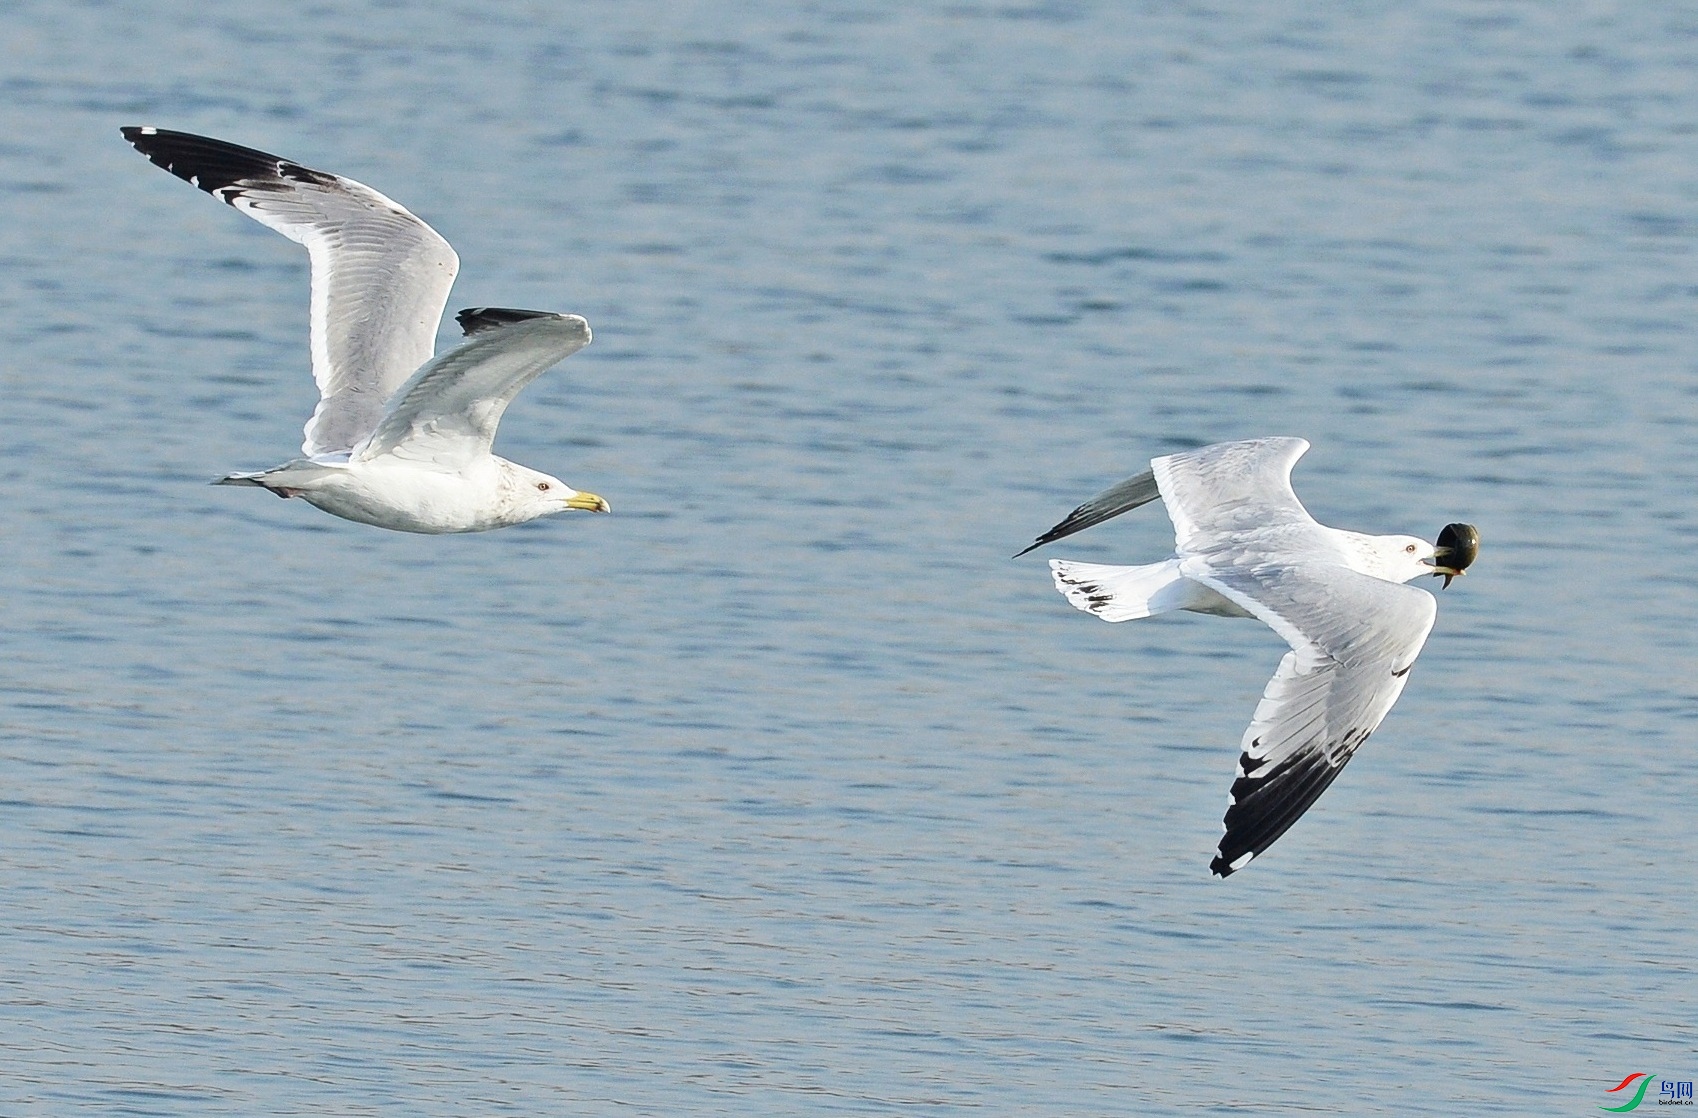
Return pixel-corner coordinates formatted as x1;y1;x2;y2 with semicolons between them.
232;453;562;535
1029;437;1448;877
122;126;607;533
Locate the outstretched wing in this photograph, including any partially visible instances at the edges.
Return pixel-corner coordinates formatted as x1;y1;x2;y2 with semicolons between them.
1015;468;1162;556
1151;438;1316;555
121;127;459;456
356;312;590;471
1183;559;1438;876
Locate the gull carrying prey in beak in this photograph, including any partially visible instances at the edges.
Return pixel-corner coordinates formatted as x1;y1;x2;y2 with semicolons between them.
1020;437;1477;876
122;127;609;533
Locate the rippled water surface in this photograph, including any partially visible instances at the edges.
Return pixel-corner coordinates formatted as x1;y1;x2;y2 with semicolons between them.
3;2;1696;1114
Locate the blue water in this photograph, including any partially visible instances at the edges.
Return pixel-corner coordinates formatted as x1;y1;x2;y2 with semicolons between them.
2;1;1695;1113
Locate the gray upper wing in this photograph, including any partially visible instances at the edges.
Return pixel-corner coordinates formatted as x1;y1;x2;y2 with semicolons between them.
356;313;591;471
1151;438;1315;555
122;127;459;456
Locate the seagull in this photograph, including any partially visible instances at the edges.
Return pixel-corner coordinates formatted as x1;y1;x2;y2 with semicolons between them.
121;126;609;533
1019;438;1475;877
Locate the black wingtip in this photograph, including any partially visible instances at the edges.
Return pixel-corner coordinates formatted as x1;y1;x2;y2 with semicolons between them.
454;307;561;336
1013;506;1091;558
1211;741;1362;878
121;126;332;196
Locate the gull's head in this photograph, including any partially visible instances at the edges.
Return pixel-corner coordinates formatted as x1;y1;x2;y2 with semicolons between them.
1376;534;1442;585
503;463;610;524
1428;522;1480;589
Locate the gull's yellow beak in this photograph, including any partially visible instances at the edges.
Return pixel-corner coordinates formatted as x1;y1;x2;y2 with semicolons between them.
566;491;611;513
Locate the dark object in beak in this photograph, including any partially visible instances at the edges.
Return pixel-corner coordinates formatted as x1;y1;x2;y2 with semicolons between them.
1431;522;1480;588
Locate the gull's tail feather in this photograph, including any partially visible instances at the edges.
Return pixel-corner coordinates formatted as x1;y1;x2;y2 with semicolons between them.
1049;558;1194;622
214;469;301;498
213;471;270;487
212;460;341;497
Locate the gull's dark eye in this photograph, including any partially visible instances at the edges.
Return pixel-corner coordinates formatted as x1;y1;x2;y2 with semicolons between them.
1405;543;1417;553
536;482;550;492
